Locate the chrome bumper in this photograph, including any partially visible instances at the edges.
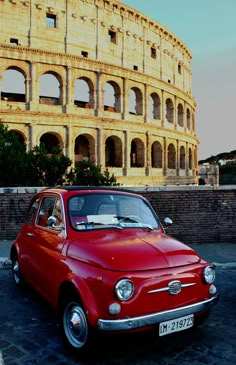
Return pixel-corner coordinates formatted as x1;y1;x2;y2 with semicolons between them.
97;293;219;331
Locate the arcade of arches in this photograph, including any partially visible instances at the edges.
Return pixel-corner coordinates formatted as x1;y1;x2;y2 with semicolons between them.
0;66;198;186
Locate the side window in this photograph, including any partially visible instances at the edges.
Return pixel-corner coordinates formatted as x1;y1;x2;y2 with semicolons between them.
52;198;63;226
25;197;40;225
37;197;56;227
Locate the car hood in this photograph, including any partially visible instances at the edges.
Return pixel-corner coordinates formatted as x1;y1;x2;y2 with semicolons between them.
67;229;201;271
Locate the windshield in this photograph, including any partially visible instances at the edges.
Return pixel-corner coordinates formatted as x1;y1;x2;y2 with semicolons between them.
68;193;160;231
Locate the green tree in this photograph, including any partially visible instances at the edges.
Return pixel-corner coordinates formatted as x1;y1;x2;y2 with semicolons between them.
0;123;28;186
26;144;72;186
66;160;119;186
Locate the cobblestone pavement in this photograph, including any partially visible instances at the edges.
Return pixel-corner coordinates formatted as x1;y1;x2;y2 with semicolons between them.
0;268;235;365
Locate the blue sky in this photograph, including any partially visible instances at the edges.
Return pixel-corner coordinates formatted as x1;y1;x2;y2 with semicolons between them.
122;0;236;159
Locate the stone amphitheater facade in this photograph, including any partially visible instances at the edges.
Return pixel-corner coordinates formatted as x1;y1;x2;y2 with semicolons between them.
0;0;199;186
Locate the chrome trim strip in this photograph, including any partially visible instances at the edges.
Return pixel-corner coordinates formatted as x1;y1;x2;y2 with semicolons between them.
97;293;219;331
148;282;196;294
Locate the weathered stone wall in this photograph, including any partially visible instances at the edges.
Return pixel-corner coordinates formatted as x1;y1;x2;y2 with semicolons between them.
0;186;235;244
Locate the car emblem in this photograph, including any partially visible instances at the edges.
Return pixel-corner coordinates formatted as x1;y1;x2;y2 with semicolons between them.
168;280;182;295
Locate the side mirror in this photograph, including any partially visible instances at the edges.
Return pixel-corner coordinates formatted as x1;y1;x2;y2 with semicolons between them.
47;215;58;228
163;217;173;227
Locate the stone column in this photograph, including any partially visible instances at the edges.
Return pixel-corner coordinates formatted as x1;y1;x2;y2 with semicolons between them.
122;77;128;120
95;71;103;117
97;128;104;166
27;123;33;152
123;130;129;175
66;66;74;113
25;77;30;107
176;139;180;176
144;83;148;123
145;131;150;175
174;95;177;130
163;137;168;176
0;75;2;100
29;61;38;111
161;90;165;127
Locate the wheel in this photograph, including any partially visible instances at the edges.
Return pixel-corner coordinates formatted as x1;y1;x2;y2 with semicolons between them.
11;253;23;287
61;300;91;353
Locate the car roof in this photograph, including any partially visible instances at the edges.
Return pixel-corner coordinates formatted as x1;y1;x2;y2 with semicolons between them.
41;186;139;195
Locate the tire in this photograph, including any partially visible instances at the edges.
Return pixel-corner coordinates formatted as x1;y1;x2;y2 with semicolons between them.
61;300;91;353
11;253;23;287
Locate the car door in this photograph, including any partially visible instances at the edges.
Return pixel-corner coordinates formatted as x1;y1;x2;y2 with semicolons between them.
25;194;67;305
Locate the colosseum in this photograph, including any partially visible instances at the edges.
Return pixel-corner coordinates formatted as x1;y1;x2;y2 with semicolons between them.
0;0;199;186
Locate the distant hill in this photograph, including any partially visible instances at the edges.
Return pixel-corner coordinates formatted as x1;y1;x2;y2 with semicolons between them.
199;150;236;164
199;150;236;185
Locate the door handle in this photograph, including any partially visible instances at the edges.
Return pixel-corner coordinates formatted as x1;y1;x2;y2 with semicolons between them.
26;232;35;237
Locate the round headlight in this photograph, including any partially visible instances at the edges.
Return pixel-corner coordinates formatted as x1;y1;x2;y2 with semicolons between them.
203;266;216;284
115;279;134;301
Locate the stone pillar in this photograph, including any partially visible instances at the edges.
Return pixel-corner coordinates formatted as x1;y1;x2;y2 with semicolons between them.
176;139;180;176
174;95;177;130
145;131;150;175
122;77;128;120
123;130;129;175
144;83;148;123
163;137;168;176
95;71;103;117
66;125;74;166
161;90;165;127
25;77;30;106
27;123;33;152
0;75;2;100
66;66;74;113
29;61;38;111
186;142;189;176
97;128;104;166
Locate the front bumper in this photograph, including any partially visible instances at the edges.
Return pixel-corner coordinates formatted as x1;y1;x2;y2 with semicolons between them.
97;293;219;331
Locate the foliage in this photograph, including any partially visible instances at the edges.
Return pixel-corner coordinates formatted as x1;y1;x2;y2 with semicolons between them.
66;160;119;186
219;162;236;185
199;149;236;185
199;150;236;164
26;145;72;186
0;123;28;186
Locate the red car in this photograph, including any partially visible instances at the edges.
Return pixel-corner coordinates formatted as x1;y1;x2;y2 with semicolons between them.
11;187;218;353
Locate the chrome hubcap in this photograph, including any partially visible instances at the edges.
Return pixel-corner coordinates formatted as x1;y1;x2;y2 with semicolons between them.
64;304;88;348
13;260;20;284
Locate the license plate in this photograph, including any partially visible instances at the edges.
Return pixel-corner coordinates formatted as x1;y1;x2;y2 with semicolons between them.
159;314;194;336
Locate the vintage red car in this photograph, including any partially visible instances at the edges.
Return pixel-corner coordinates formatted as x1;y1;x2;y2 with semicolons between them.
11;187;218;353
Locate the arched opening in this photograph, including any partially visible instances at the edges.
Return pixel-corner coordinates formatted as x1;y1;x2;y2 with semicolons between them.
177;103;184;127
129;87;143;115
74;135;90;163
151;141;162;168
180;146;186;169
105;136;122;167
130;138;144;167
168;143;176;169
39;72;61;105
189;148;193;169
1;68;26;102
9;130;26;145
149;93;161;119
166;98;174;123
104;81;121;112
74;78;94;108
74;134;95;165
40;133;61;153
187;108;191;129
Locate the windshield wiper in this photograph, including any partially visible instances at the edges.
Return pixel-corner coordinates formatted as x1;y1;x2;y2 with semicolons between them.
115;216;153;230
75;221;123;230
